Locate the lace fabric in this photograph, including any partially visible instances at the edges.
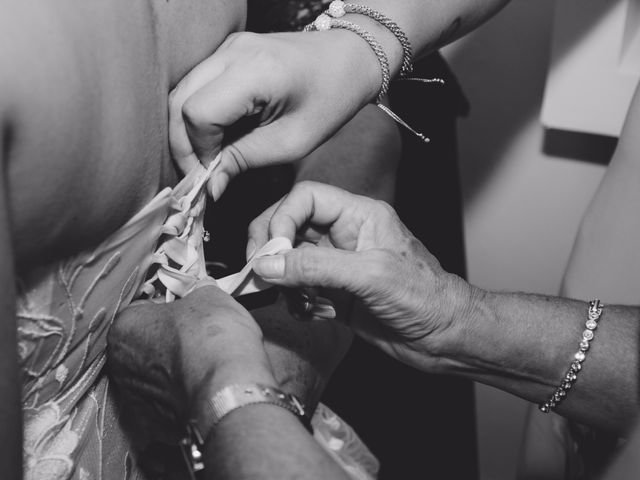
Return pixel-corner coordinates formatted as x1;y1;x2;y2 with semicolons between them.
17;192;171;479
17;160;378;479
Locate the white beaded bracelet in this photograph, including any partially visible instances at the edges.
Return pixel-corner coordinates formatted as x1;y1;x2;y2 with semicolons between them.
539;299;604;413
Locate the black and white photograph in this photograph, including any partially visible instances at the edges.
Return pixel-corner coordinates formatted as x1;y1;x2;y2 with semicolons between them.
1;0;639;479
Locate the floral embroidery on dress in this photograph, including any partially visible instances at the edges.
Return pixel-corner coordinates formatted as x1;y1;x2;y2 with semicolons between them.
17;185;173;479
17;156;378;479
24;403;79;480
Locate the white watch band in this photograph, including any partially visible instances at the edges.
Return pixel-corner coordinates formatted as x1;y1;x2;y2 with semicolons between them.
206;384;305;426
185;384;310;472
192;384;308;440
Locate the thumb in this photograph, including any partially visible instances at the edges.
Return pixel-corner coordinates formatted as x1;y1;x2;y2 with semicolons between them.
252;247;365;292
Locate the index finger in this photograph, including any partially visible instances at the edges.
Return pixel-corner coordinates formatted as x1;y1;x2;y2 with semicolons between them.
267;181;355;241
169;52;227;175
247;200;282;260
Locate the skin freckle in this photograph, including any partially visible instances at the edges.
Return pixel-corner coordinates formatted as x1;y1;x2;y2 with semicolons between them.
409;238;423;254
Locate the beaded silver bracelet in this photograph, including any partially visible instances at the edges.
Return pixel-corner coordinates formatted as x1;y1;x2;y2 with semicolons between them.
326;1;413;77
304;11;440;143
304;14;390;103
539;299;604;413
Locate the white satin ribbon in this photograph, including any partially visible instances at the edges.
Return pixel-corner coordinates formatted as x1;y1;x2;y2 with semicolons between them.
216;237;292;297
139;157;335;319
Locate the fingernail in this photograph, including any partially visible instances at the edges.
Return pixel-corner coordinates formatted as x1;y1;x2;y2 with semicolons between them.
208;179;219;200
312;304;336;320
253;255;285;279
208;173;228;201
246;239;257;261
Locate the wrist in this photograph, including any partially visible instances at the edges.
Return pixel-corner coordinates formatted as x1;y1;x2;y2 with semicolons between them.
337;11;404;78
316;28;382;104
315;1;406;78
434;275;488;364
190;354;277;419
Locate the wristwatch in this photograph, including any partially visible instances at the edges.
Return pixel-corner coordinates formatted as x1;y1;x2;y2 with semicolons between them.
183;384;312;472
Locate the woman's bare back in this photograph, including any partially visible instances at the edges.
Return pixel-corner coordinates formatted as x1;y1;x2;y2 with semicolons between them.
2;0;244;270
0;1;244;477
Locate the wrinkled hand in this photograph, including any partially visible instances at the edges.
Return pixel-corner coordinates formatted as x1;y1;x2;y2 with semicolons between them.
169;30;380;199
247;182;472;371
107;284;274;447
252;292;352;412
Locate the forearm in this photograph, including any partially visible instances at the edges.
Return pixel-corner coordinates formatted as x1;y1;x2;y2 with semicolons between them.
440;288;639;433
195;362;349;480
342;0;510;76
204;404;349;480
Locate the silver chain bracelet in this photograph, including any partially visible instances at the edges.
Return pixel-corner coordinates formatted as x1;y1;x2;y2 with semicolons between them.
539;299;604;413
326;1;413;77
304;14;390;102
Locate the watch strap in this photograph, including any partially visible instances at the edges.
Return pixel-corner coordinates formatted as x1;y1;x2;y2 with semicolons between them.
191;383;311;445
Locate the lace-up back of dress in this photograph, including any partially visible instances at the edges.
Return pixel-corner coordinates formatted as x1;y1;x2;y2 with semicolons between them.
15;157;378;480
16;163;214;480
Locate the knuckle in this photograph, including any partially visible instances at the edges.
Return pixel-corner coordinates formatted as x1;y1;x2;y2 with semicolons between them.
223;33;283;73
223;31;244;45
168;86;181;110
181;98;208;128
169;82;191;118
362;249;394;283
224;31;259;49
247;217;259;237
294;252;323;283
247;216;266;239
224;144;249;172
374;199;396;217
292;180;316;197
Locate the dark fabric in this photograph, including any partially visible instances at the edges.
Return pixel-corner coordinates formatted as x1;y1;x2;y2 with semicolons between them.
205;2;478;479
322;58;477;480
203;164;294;306
247;0;332;32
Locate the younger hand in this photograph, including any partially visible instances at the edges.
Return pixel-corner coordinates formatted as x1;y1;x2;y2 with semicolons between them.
247;182;472;371
168;30;380;199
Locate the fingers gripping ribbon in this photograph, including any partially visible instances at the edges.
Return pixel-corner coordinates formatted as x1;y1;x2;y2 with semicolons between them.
137;154;335;319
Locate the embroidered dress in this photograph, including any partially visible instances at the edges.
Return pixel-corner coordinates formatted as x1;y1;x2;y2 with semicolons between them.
18;161;377;480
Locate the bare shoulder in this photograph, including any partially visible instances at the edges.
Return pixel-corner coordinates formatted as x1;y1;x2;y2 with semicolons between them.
0;0;244;269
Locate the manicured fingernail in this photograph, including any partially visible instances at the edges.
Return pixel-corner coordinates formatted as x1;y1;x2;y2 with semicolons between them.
208;180;219;200
246;239;257;261
209;172;229;201
253;255;285;279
